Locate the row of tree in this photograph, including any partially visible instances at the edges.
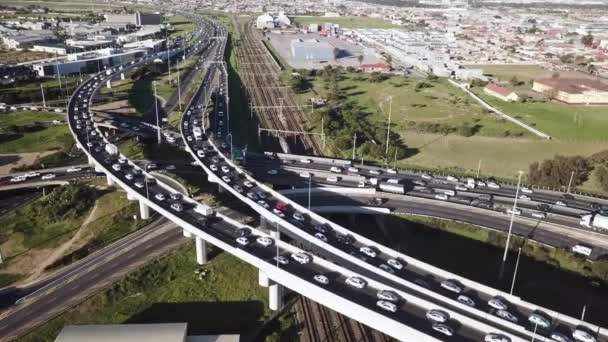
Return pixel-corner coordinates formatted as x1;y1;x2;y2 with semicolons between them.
527;151;608;193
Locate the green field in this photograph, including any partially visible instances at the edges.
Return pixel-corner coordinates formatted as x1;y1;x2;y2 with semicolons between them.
168;14;195;39
294;16;398;29
466;64;594;83
473;89;608;141
19;248;292;342
0;125;72;153
0;111;63;126
293;73;531;138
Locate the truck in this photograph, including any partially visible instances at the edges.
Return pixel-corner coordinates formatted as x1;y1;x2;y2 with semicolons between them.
193;127;202;140
572;244;593;257
194;204;215;216
105;143;118;156
378;182;405;194
580;213;608;231
465;177;476;189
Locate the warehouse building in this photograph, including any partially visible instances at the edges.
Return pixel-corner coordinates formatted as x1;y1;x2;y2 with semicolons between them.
532;78;608;105
32;48;147;77
104;12;162;26
290;39;336;62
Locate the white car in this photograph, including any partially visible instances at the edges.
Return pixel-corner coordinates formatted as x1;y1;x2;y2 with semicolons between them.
41;173;56;180
386;168;397;174
457;295;475;307
495;310;518;323
170;203;183;212
455;185;468;191
118;158;127;164
10;176;25;183
267;169;278;175
485;333;511;342
293;213;305;222
345;276;367;289
221;176;231;183
488;182;501;189
314;274;329;285
243;181;254;188
210;164;218;172
359;246;377;258
272;208;285;218
221;165;230;173
549;332;572;342
300;158;312;164
112;164;121;171
377;290;400;302
257;200;270;209
134;181;144;189
432;324;454;337
66;167;82;173
488;297;508;311
528;313;551;329
519;195;531;201
236;236;250;246
314;232;328;242
291;252;311;264
435;194;449;201
573;327;597;342
348;167;359;173
376;300;397;313
387;258;403;270
197;150;205;158
440;279;462;294
326;176;339;183
556;200;568;207
256;236;273;247
299;172;311;178
369;169;381;175
446;175;459;182
421;173;433;180
507;208;521;216
357;180;366;188
330;166;343;173
154;193;166;201
426;309;449;323
531;211;547;219
521;187;534;194
273;255;289;265
25;172;40;178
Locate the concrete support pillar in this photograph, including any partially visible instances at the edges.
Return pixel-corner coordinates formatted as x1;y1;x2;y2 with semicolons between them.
268;281;283;311
87;155;95;165
183;229;193;238
106;174;115;186
120;72;125;80
269;227;280;241
195;237;207;265
373;215;388;236
94;163;103;173
260;217;272;232
348;214;358;229
139;200;150;219
217;184;225;193
106;80;111;89
259;270;269;287
127;191;137;201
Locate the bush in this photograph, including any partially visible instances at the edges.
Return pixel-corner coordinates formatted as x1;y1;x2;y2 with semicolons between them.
414;81;433;92
458;123;475;137
31;184;98;222
528;155;591;189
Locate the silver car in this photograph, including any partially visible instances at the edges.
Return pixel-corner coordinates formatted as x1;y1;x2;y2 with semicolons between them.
426;309;449;323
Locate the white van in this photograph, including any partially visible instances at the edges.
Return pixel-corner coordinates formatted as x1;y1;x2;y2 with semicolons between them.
572;244;592;257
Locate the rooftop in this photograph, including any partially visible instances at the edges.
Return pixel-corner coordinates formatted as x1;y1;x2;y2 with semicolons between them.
535;78;608;93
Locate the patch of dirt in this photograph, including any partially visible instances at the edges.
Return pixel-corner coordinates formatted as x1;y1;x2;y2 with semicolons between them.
92;100;137;115
0;152;54;175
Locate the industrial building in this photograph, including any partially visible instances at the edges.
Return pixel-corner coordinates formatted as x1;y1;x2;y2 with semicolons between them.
0;29;57;49
255;12;291;30
32;48;147;77
532;78;608;104
290;38;336;62
104;12;162;26
54;323;240;342
483;83;520;102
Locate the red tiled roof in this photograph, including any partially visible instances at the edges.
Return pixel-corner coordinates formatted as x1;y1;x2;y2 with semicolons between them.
484;83;513;97
535;78;608;94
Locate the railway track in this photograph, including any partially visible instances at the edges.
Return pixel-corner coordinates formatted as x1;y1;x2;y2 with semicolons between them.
235;17;322;154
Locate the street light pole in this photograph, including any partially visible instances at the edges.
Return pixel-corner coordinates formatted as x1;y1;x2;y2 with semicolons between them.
385;96;393;157
502;170;524;271
40;84;46;108
510;246;522;295
476;159;482;179
567;170;575;193
352;132;357;160
153;81;161;145
307;175;312;211
177;63;182;111
393;147;398;170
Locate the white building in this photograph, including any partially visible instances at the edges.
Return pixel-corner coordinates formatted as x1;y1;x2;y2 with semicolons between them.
256;13;275;29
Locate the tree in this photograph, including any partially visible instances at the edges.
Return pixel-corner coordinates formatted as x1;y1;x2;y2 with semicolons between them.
458;123;475;137
528;155;592;189
596;165;608;192
581;33;594;47
357;54;363;65
288;75;307;93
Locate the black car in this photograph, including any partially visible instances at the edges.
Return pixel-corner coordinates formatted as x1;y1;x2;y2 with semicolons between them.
237;227;251;237
537;203;550;211
313;223;331;234
338;234;355;245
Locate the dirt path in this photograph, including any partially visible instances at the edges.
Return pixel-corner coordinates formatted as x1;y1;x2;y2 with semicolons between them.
0;152;54;175
21;202;100;284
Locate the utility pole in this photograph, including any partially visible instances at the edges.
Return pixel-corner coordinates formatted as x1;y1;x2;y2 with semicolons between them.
393;147;398;170
501;170;524;276
385;96;393;157
153;81;161;145
476;159;482;179
177;63;182;111
567;171;575;193
40;84;46;108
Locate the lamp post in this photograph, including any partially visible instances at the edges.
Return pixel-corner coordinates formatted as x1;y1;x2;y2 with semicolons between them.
385;96;393;157
144;164;150;200
352;132;357;160
307;174;312;211
510;246;522;295
153;81;161;145
501;170;524;277
40;84;46;108
567;170;575;193
227;133;233;160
